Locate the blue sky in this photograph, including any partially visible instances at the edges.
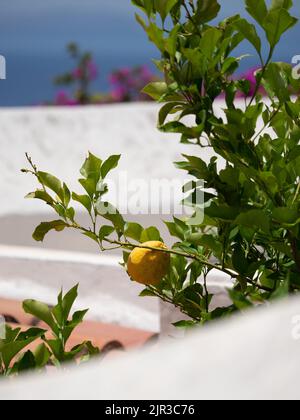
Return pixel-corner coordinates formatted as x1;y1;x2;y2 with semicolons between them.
0;0;299;106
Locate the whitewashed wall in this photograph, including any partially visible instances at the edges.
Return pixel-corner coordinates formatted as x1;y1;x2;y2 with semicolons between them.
0;294;299;400
0;103;203;218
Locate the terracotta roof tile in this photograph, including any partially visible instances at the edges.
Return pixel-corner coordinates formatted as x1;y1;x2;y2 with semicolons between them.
0;298;156;356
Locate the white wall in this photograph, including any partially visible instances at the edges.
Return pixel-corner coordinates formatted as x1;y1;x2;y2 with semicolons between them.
0;103;202;218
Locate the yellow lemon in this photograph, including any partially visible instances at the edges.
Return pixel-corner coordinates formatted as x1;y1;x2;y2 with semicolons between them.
127;241;170;286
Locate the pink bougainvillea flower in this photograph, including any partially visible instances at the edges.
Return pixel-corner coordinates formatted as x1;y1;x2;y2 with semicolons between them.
111;85;128;101
139;65;153;81
109;73;120;85
72;61;98;81
72;68;83;80
118;67;131;78
55;91;78;106
108;65;156;102
87;60;98;81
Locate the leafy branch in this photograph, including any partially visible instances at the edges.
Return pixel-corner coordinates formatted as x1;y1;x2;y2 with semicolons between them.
22;0;300;325
0;285;100;376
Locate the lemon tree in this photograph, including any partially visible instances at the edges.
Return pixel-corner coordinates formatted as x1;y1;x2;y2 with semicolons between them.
23;0;300;326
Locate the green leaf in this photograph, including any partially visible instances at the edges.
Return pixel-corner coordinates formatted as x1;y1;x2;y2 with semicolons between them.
235;210;270;233
52;293;63;327
23;300;57;332
264;8;297;48
271;242;292;257
1;326;20;344
195;0;221;24
271;277;289;300
135;12;148;31
272;207;300;226
123;251;130;264
131;0;146;12
63;309;89;343
66;207;75;222
165;217;189;241
179;155;209;179
96;201;125;232
160;121;202;138
37;172;63;200
188;234;222;255
259;170;279;194
199;27;222;58
207;306;235;321
84;341;100;356
0;329;45;370
173;320;197;329
26;190;55;206
62;285;79;321
80;152;102;182
70;310;89;326
142;82;168;100
72;192;92;213
140;227;161;242
234;19;261;55
221;57;239;75
13;351;36;373
182;48;206;78
219;166;239;188
139;289;157;297
206;203;240;221
229;289;253;310
82;231;99;243
79;178;97;198
245;0;268;26
271;0;293;10
132;0;153;16
146;22;165;51
154;0;178;22
101;155;121;179
34;343;52;368
99;225;115;241
32;220;68;242
158;102;183;127
165;24;180;57
124;222;143;242
232;247;249;276
165;221;183;240
262;63;290;102
18;327;46;342
44;339;63;360
63;183;71;207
